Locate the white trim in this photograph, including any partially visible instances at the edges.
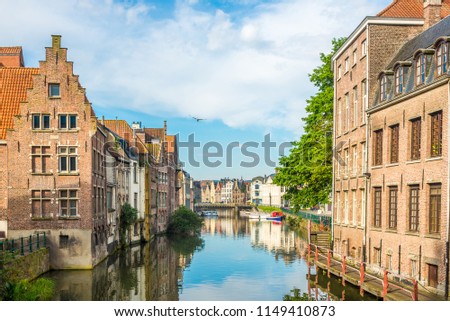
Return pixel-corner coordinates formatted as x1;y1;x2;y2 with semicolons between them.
0;140;6;145
332;17;424;64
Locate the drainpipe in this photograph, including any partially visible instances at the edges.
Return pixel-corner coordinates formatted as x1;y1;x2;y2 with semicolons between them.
446;79;450;299
363;25;370;265
331;58;338;252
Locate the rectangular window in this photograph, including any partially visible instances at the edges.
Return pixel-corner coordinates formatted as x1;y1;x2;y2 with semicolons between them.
338;65;342;79
336;192;340;223
390;124;399;163
134;163;138;183
416;55;426;85
361;142;366;174
361;80;367;123
361;189;366;227
374;248;381;266
373;129;383;166
411;118;421;160
337;151;341;177
353;86;358;128
345;57;349;72
59;235;69;249
410;259;417;277
59;189;78;217
352;145;357;176
31;190;52;218
430;111;443;157
388;186;398;229
429;184;441;234
395;67;404;94
409;185;420;231
31;146;51;174
361;39;367;57
49;83;60;97
345;93;350;131
59;114;77;129
437;43;448;76
344;191;348;224
352;190;357;225
373;187;382;228
134;192;138;209
107;187;113;210
380;75;387;101
353;49;357;66
344;148;349;176
58;146;77;173
337;99;342;135
31;114;51;130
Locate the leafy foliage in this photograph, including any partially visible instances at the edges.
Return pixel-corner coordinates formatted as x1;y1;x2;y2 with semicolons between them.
120;202;138;245
1;278;55;301
283;287;310;301
167;206;204;236
274;37;346;211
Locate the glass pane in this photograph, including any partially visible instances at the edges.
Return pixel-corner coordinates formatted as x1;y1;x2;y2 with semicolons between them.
49;84;60;97
60;190;67;198
33;115;40;129
70;200;77;210
59;115;67;129
69;190;77;198
69;147;76;154
69;156;77;171
59;147;67;154
60;156;67;171
43;115;50;129
70;207;77;216
69;115;77;129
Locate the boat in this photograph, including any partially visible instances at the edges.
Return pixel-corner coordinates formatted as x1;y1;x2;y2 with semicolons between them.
201;210;218;217
248;212;269;219
265;211;284;222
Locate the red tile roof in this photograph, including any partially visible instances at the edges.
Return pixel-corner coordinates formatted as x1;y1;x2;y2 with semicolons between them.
0;47;22;54
378;0;450;19
103;119;134;141
0;67;39;139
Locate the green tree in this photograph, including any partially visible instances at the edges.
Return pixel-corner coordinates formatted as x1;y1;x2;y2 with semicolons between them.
167;206;204;236
120;202;138;246
274;37;346;211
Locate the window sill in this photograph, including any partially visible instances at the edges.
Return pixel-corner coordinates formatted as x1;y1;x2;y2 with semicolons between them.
404;231;420;237
360;55;366;61
49;96;61;99
426;157;442;162
406;160;421;165
385;163;399;168
371;165;383;170
31;129;53;133
385;228;398;234
370;227;382;232
31;172;53;176
424;233;441;240
57;129;79;133
58;216;80;220
350;175;358;179
58;172;80;176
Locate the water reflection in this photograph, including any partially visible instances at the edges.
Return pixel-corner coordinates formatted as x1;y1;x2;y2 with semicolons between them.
45;210;372;301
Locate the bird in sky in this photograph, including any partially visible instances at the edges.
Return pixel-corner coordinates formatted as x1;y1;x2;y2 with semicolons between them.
191;116;205;122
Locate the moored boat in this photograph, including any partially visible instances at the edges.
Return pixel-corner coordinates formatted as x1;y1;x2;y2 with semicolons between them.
265;211;284;222
201;210;218;217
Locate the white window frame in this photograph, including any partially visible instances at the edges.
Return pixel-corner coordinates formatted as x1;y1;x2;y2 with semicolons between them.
58;146;78;173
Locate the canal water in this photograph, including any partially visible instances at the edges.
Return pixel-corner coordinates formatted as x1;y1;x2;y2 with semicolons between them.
44;209;375;301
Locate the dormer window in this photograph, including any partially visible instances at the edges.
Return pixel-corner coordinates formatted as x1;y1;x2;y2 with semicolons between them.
437;42;448;76
380;74;387;101
416;54;426;85
395;67;404;94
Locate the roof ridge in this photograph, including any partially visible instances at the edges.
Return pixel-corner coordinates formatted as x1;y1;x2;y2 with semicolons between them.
377;0;399;17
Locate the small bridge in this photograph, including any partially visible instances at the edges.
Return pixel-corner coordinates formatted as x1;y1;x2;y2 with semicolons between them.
194;203;254;210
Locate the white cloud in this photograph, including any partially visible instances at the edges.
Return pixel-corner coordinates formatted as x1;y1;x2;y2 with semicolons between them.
0;0;390;134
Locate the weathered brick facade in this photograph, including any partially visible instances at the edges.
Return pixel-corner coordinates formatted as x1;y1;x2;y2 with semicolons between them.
2;36;108;269
333;0;450;297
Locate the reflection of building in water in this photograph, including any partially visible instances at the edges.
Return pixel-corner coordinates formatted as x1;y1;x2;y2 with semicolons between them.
250;221;307;264
202;212;249;237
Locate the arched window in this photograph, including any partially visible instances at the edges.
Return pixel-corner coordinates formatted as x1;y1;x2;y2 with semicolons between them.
380;74;387;101
437;42;448;76
416;54;426;85
395;67;403;94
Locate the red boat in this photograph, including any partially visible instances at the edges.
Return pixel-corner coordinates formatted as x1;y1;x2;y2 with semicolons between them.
265;211;284;222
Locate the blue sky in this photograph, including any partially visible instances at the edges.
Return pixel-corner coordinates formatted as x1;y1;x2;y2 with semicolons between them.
0;0;391;180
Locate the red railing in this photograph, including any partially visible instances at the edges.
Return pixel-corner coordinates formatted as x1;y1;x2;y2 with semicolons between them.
308;243;418;300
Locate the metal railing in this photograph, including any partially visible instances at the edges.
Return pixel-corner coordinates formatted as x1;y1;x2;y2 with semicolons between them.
0;232;47;258
308;243;418;300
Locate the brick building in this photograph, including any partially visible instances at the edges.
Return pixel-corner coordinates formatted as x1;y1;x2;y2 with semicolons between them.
0;36;108;269
333;0;450;297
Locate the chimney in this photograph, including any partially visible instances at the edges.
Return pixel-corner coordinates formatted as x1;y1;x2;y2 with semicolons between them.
424;0;443;29
51;35;61;50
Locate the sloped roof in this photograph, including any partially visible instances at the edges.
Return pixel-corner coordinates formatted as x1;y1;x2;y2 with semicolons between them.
378;0;450;19
0;67;39;139
145;128;165;140
0;47;22;54
103;120;134;141
387;14;450;69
